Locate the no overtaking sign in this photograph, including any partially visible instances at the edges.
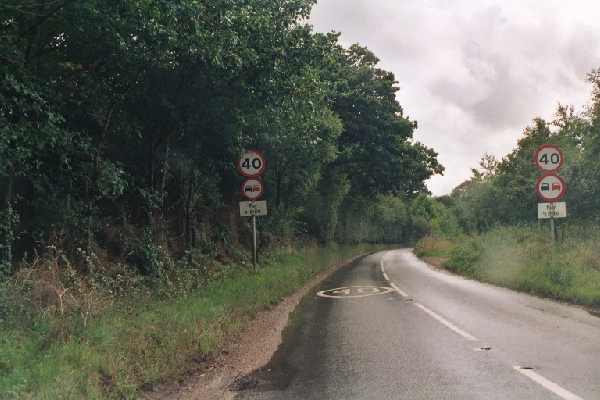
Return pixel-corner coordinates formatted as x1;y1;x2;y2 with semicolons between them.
536;174;566;202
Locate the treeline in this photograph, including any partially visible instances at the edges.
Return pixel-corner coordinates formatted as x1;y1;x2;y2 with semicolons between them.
438;71;600;233
0;0;442;275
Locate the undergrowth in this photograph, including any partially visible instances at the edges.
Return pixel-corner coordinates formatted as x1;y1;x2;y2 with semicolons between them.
415;226;600;308
0;243;382;399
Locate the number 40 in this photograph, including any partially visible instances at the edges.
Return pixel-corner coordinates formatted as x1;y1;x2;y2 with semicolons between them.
242;158;262;170
540;153;560;165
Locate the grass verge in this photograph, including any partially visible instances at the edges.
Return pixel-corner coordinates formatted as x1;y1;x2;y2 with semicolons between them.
0;243;382;399
415;227;600;308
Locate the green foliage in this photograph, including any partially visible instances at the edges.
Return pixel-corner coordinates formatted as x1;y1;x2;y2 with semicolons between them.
445;237;483;276
0;0;441;269
430;200;461;238
414;236;456;258
335;194;445;244
0;202;19;274
0;1;445;395
419;227;600;307
135;228;173;278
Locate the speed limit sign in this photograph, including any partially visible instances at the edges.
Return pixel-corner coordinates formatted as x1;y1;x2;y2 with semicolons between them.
534;145;564;172
237;150;266;178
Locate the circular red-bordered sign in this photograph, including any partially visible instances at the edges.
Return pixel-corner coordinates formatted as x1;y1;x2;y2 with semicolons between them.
534;144;564;173
240;178;264;200
237;149;267;178
536;174;567;202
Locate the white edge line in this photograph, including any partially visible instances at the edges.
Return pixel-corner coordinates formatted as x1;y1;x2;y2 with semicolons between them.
381;250;584;400
381;252;409;297
513;367;584;400
390;282;409;298
379;254;387;275
414;302;478;341
381;251;475;341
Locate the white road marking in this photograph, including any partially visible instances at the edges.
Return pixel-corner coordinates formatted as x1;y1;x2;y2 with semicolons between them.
390;282;409;298
414;302;478;341
382;251;476;340
513;367;584;400
381;252;409;297
380;250;585;398
380;255;387;275
317;286;394;299
357;287;380;294
332;288;351;296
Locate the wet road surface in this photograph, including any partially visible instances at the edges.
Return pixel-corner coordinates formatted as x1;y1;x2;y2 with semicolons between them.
235;250;600;399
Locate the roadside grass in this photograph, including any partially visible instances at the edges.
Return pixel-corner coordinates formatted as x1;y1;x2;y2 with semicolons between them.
416;226;600;308
0;243;382;399
414;236;457;259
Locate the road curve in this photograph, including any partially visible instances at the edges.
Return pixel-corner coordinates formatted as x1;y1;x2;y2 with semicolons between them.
235;249;600;399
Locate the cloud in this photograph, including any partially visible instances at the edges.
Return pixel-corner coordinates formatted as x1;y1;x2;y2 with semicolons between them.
310;0;600;195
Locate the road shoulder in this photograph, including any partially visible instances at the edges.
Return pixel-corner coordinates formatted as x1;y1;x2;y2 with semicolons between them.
143;254;369;400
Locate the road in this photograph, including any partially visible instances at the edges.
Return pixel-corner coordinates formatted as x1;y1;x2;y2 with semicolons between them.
234;249;600;400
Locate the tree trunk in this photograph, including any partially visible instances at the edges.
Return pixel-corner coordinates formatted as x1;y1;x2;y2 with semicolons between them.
159;139;171;243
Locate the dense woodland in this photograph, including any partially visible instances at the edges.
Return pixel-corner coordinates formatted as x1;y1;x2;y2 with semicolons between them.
0;0;444;277
444;71;600;234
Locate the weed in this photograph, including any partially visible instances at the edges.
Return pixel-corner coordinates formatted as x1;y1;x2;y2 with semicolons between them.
416;227;600;307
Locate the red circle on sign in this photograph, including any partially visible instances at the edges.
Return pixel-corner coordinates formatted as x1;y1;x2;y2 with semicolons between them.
237;149;267;178
240;178;264;200
536;174;567;202
534;144;564;173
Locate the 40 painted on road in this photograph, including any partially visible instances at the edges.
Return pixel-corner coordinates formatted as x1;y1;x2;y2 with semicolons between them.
317;286;394;299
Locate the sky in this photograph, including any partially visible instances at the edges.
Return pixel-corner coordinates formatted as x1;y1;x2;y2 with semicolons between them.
310;0;600;195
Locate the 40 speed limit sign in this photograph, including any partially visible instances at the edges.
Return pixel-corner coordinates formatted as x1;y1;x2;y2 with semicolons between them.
237;149;266;178
534;144;564;173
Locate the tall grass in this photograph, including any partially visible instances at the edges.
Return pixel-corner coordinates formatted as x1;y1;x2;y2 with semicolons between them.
416;226;600;308
0;243;381;399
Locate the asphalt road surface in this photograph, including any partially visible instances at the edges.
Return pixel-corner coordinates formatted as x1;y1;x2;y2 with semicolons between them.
235;249;600;400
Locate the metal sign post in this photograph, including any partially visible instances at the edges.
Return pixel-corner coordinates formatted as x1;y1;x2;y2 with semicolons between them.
252;215;257;269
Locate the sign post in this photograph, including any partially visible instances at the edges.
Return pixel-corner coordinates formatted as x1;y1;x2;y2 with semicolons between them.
534;145;567;242
252;214;257;267
237;150;267;269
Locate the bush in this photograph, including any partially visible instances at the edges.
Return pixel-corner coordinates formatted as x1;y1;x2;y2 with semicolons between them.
418;226;600;307
445;237;483;276
414;236;456;258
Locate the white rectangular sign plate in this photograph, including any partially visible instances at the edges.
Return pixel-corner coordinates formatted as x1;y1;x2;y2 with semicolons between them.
240;201;268;217
538;202;567;219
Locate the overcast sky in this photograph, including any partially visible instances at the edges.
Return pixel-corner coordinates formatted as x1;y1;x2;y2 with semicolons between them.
310;0;600;195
